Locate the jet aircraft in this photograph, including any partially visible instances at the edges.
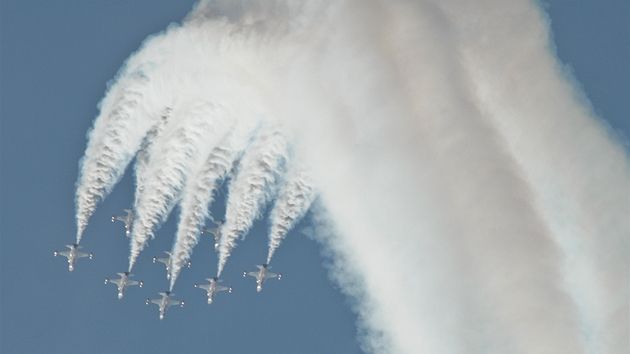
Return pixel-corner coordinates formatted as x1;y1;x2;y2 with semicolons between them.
105;272;143;299
111;209;134;237
54;244;93;272
194;277;232;304
146;292;184;320
153;251;190;280
243;264;281;292
201;219;224;251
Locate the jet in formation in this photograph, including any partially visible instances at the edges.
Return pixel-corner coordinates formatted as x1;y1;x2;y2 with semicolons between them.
201;219;224;251
105;272;143;299
111;209;134;237
54;244;93;272
153;251;190;280
146;291;184;320
194;277;232;304
243;264;281;292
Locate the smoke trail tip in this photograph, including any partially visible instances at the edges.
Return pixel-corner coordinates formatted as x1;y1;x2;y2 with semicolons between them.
217;261;224;277
266;250;273;265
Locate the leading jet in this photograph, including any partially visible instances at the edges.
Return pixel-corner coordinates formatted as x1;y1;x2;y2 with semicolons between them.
54;244;93;272
105;272;143;299
146;292;184;320
111;209;134;237
153;251;190;280
194;277;232;304
201;219;224;251
243;264;282;292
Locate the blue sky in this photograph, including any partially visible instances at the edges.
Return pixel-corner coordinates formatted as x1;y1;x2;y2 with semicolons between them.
1;1;627;353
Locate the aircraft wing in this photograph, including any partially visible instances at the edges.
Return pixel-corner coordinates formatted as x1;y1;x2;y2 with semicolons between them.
76;251;90;258
217;285;229;292
108;278;122;286
128;279;139;286
196;284;211;292
266;271;278;279
167;299;182;308
57;251;71;258
150;298;162;306
246;271;261;278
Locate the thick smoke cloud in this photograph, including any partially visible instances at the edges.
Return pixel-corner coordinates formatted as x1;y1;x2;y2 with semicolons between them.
74;0;629;353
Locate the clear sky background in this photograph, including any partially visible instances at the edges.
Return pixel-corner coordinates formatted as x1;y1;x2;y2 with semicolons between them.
1;1;627;353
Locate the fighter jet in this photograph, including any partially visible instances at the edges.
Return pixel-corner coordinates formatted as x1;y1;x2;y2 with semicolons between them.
111;209;134;237
153;251;190;280
243;264;282;292
105;272;143;299
54;244;93;272
146;292;184;320
194;277;232;304
201;219;224;251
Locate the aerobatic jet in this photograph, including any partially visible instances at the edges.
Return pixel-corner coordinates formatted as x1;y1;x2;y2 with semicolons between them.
105;272;143;299
243;264;282;292
153;251;190;280
201;219;224;251
54;244;93;272
194;277;232;304
146;292;184;320
111;209;134;237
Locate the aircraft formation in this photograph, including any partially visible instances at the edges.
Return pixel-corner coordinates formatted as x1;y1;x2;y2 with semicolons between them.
55;210;282;320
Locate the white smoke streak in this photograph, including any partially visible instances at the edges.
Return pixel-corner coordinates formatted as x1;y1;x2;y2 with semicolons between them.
217;123;290;276
438;1;630;351
307;203;396;354
129;102;224;271
312;2;587;352
133;108;171;209
74;69;154;244
266;164;316;264
169;130;243;290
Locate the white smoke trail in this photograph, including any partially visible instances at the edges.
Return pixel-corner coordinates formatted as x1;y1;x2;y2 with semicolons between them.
437;1;630;351
74;18;195;243
329;2;586;352
168;130;244;290
75;69;155;244
266;164;316;264
133;108;171;209
217;123;290;276
307;203;396;354
129;102;225;271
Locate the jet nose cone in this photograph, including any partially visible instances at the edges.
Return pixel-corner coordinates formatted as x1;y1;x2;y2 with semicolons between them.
159;315;164;320
118;293;123;299
256;286;262;292
208;299;213;305
69;266;74;272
